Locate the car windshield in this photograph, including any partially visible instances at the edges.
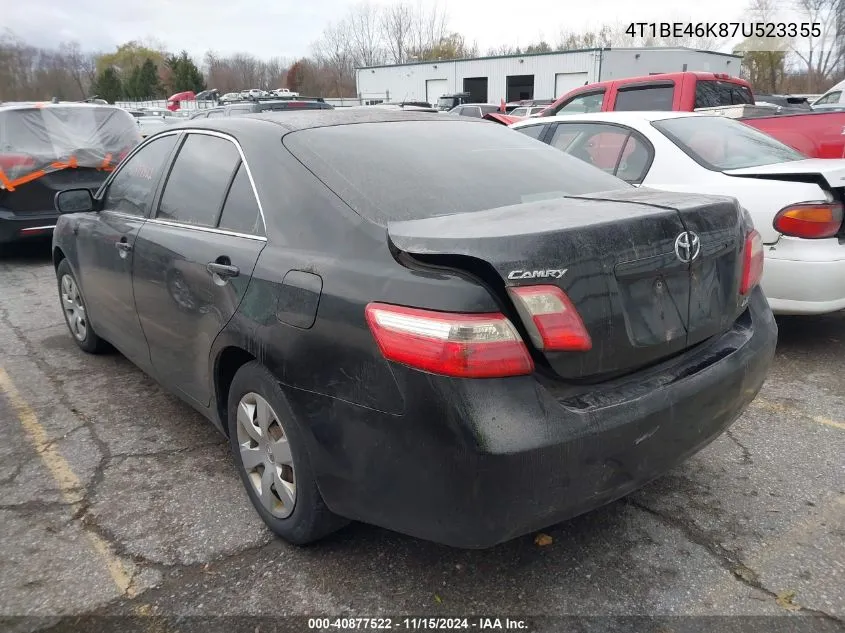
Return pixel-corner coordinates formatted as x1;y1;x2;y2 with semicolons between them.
437;97;454;109
510;107;528;116
284;120;628;224
652;115;805;170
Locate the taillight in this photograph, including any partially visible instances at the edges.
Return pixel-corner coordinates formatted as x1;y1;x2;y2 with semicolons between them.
773;202;843;239
364;303;534;378
740;230;764;295
0;154;36;172
507;285;592;352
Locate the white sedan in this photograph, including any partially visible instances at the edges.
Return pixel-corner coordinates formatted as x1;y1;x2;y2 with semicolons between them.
512;112;845;315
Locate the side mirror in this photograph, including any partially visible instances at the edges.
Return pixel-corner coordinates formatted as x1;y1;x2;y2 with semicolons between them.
55;188;95;214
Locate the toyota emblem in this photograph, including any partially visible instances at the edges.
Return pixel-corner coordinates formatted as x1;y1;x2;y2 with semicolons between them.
674;231;701;263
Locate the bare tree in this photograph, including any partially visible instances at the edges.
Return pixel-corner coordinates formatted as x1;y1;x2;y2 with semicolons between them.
381;2;414;64
792;0;844;89
312;20;356;96
409;0;448;59
348;2;385;67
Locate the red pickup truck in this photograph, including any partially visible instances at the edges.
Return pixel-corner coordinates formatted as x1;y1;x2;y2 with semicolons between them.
490;72;845;159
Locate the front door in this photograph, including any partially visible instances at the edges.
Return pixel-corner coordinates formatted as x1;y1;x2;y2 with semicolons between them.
74;132;180;363
132;132;266;407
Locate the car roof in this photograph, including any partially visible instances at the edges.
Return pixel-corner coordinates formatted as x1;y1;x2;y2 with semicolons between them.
0;101;123;113
511;111;715;128
163;109;469;135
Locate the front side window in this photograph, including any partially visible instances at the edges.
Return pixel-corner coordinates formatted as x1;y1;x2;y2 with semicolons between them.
615;85;674;111
653;115;805;170
102;134;178;216
157;134;241;226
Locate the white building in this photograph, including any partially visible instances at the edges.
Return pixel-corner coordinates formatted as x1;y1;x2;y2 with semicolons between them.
355;47;743;105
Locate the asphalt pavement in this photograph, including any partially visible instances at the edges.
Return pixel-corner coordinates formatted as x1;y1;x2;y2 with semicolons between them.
0;241;842;632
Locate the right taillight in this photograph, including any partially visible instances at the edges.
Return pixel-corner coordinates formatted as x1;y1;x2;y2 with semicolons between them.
507;285;592;352
773;202;843;239
365;303;534;378
740;229;764;295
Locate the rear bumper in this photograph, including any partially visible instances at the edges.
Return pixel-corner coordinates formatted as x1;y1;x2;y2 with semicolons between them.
0;210;58;244
762;236;845;315
287;288;777;548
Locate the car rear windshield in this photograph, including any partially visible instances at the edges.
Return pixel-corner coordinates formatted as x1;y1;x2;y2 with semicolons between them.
283;120;628;223
0;106;140;161
652;115;804;170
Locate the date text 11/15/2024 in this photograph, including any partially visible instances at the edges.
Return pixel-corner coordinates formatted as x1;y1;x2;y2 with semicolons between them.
625;22;822;39
308;617;529;630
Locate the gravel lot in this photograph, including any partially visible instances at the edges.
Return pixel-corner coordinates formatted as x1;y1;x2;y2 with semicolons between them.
1;241;843;632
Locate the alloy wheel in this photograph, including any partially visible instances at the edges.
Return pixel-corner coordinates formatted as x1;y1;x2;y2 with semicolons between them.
60;274;87;341
236;392;296;518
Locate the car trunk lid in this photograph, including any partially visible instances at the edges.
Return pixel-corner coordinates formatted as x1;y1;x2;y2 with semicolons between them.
387;190;745;380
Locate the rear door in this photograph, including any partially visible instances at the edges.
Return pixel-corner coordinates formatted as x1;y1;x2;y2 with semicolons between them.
74;132;180;363
132;131;266;407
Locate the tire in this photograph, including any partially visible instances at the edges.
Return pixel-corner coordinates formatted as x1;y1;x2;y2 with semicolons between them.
56;259;110;354
227;361;348;544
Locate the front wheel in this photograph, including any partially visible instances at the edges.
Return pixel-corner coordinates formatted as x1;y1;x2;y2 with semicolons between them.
56;259;109;354
227;361;348;544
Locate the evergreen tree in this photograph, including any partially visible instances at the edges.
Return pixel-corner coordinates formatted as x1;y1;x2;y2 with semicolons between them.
92;67;123;103
166;51;205;93
136;58;163;98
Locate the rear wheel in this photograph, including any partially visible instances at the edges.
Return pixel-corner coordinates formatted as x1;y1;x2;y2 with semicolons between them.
227;361;348;544
56;259;109;354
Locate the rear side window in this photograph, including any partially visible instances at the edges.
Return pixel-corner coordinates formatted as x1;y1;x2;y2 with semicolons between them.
615;85;674;111
157;134;240;226
102;134;178;216
207;110;225;118
694;81;754;108
554;91;605;114
284;120;628;224
515;124;546;140
217;163;264;236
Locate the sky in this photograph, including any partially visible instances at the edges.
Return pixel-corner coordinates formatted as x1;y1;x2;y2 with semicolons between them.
3;0;781;60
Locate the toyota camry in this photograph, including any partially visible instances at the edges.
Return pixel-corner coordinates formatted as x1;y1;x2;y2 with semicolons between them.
51;110;777;548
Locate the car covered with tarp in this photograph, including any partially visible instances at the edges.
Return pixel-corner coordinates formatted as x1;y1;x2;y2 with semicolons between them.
0;102;141;245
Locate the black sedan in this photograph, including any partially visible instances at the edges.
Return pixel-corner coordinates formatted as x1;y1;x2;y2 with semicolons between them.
51;110;777;548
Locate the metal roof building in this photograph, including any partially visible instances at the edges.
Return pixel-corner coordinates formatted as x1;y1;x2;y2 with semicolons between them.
355;47;742;105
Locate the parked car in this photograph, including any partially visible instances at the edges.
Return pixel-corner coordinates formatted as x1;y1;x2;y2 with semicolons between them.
753;94;812;111
811;80;845;107
51;110;776;547
219;92;241;104
188;98;333;119
508;106;547;117
0;102;141;246
512;111;845;315
530;72;845;159
436;92;473;111
447;103;502;118
271;88;299;98
356;102;437;113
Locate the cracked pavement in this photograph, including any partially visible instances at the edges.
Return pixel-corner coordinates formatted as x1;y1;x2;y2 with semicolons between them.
0;241;843;628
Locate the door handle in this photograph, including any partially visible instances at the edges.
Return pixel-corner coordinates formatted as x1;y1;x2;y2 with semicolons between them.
115;240;132;253
206;262;240;279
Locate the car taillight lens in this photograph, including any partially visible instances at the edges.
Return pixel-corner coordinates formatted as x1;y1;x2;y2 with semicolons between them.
365;303;534;378
507;285;592;352
773;202;843;239
740;230;764;295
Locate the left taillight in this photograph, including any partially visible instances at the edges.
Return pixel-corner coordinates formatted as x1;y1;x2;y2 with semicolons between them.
773;202;843;239
364;303;534;378
740;229;764;295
